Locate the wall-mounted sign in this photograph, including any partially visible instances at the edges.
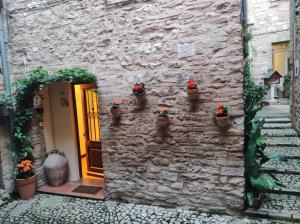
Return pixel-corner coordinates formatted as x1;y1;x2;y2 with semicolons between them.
177;43;195;59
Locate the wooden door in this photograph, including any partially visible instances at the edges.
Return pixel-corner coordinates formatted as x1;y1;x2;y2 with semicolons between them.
82;85;103;177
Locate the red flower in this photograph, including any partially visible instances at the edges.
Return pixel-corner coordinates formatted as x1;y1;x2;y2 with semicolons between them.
188;80;196;89
134;85;143;91
216;109;224;115
217;103;224;108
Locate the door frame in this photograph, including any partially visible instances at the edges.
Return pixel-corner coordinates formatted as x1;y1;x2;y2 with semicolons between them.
72;84;103;179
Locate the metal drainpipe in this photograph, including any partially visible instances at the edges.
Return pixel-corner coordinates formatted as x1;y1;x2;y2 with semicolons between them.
242;0;248;23
0;5;11;95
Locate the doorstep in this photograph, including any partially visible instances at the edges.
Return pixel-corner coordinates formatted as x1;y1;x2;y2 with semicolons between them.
38;178;105;200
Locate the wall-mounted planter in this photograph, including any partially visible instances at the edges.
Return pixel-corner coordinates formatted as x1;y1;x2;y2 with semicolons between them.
110;100;121;119
187;88;199;100
186;80;200;101
133;83;146;103
215;115;231;128
154;108;170;128
157;116;170;128
111;107;121;119
215;103;231;128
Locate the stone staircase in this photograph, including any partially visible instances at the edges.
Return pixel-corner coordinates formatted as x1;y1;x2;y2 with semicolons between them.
245;114;300;222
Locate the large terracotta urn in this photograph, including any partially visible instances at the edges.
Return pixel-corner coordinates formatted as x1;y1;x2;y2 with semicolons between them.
15;174;37;200
44;150;68;187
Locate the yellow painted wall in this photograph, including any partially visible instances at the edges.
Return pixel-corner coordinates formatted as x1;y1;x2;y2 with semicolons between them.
272;42;289;76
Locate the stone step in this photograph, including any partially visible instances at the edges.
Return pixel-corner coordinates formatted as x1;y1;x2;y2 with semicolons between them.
261;159;300;173
262;129;298;137
264;118;291;123
244;193;300;222
266;137;300;147
265;146;300;158
263;123;292;129
272;173;300;191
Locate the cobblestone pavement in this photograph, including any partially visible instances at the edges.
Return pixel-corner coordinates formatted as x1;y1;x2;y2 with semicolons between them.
0;194;280;224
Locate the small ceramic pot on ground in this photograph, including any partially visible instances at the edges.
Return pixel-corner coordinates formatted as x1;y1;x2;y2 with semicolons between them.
15;174;37;200
111;107;121;119
187;88;199;100
135;92;147;103
44;150;68;187
216;115;231;128
157;117;170;128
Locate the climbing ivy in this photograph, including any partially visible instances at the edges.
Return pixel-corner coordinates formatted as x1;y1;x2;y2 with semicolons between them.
11;67;97;162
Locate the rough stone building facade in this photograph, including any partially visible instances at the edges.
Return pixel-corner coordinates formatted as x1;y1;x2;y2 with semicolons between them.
291;0;300;131
247;0;290;83
0;0;245;214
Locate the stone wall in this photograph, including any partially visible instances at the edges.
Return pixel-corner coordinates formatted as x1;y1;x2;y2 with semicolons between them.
5;0;245;214
0;118;14;192
248;0;290;82
292;0;300;131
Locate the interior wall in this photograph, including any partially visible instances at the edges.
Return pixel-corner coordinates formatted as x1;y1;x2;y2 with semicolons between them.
45;83;80;182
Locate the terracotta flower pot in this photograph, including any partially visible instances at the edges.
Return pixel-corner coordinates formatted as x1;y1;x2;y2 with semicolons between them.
111;107;121;119
216;115;231;128
157;117;170;128
135;92;147;103
15;174;37;200
187;88;199;100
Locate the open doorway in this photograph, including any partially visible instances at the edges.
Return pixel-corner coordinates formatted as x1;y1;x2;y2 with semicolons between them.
73;84;103;179
39;82;104;199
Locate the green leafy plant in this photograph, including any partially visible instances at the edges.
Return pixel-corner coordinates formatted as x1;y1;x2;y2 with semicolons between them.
186;80;199;90
244;95;286;207
132;82;145;96
13;159;35;179
283;73;291;98
243;25;286;208
215;103;228;117
0;92;14;110
153;107;169;117
110;100;121;109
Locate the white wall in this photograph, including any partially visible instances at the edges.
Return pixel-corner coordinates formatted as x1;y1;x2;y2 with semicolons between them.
43;83;80;182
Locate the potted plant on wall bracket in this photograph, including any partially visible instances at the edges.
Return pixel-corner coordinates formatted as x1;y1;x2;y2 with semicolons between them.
154;107;170;128
133;82;146;103
215;103;231;128
185;79;200;100
0;92;13;117
110;100;121;119
14;159;37;200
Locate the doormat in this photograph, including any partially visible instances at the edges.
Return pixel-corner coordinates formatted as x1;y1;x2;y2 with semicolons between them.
72;185;102;195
